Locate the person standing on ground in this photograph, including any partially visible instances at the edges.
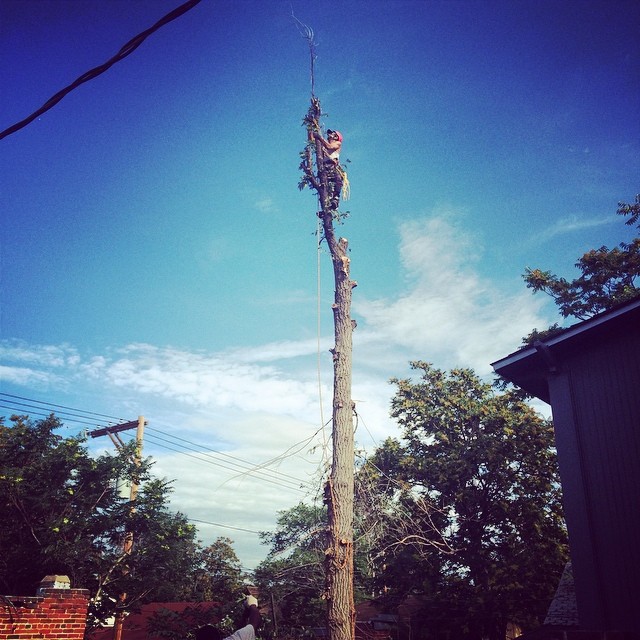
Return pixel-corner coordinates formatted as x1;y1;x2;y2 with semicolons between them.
223;595;262;640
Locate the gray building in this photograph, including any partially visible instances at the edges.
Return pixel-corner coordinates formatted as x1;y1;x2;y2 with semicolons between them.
492;297;640;636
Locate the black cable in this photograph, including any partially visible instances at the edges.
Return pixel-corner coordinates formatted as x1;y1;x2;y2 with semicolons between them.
0;393;312;491
0;403;102;428
188;518;264;536
0;392;124;422
0;398;121;426
0;0;202;141
147;425;308;486
142;432;307;494
145;431;307;490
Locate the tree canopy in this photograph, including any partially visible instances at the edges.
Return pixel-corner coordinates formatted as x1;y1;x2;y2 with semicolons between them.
524;194;640;323
0;414;244;634
255;502;328;637
254;363;568;640
362;363;568;640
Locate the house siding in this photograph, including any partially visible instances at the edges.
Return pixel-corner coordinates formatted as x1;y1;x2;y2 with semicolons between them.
549;327;640;631
492;299;640;634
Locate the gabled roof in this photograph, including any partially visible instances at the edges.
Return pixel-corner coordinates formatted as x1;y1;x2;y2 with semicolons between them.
491;297;640;402
543;561;579;627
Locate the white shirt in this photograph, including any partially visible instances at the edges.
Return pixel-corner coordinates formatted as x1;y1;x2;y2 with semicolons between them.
224;624;255;640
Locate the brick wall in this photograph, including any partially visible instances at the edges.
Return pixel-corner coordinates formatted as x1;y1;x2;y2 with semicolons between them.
0;588;89;639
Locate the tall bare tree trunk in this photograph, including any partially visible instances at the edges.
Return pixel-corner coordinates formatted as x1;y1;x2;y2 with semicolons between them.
302;97;356;640
322;223;356;640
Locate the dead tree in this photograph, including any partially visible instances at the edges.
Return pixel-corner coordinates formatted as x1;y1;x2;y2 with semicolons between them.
300;95;357;640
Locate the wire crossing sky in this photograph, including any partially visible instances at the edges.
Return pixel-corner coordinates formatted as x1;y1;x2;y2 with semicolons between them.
0;0;202;140
1;0;638;568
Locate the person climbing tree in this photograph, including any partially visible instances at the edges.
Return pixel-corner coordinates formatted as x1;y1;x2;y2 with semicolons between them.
296;16;356;640
314;128;344;209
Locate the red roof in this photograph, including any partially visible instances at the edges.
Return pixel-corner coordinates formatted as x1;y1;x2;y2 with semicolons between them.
89;602;220;640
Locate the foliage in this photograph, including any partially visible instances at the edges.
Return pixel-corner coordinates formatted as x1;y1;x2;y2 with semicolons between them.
255;503;328;638
1;413;131;596
192;538;246;603
366;363;568;640
523;194;640;322
0;414;241;634
90;477;201;609
145;604;223;640
145;536;246;640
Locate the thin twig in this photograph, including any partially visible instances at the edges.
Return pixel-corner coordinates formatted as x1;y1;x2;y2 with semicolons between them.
291;9;317;97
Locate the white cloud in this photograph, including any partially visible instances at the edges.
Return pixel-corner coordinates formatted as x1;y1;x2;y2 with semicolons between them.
85;343;323;420
254;197;277;214
0;341;79;368
0;364;56;387
537;214;612;241
355;215;549;375
0;212;553;568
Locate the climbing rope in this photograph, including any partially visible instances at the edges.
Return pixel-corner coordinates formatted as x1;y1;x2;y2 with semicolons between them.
338;165;350;201
317;215;329;462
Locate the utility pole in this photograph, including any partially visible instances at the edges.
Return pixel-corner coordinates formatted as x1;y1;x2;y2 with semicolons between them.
89;416;146;640
301;95;357;640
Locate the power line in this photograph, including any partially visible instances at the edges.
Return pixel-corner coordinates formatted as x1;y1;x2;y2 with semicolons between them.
147;425;309;486
141;431;307;494
188;518;264;536
0;0;202;141
0;392;125;422
0;392;314;492
0;403;102;428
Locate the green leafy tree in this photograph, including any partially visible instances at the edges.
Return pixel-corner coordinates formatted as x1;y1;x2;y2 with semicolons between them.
0;414;205;630
193;537;246;603
253;494;381;638
255;502;328;638
143;538;246;640
0;413;130;595
524;194;640;322
367;363;568;640
355;447;450;613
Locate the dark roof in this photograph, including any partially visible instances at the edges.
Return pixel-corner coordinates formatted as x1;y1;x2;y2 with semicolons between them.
89;602;220;640
543;562;579;627
491;297;640;403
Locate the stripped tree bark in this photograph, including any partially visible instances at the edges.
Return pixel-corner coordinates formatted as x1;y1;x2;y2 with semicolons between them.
300;96;357;640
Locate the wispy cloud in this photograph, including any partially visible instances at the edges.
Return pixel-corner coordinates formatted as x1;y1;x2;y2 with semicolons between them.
0;212;553;567
0;341;79;368
0;364;58;387
254;197;278;214
355;214;549;374
536;214;613;242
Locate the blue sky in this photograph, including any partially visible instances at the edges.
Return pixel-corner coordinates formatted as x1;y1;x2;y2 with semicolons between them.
1;0;638;570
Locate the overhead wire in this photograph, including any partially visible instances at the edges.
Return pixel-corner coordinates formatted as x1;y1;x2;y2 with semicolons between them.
141;429;307;494
0;392;315;493
189;518;262;536
0;403;103;428
147;424;307;486
0;392;127;429
0;0;202;141
146;421;322;489
0;392;309;538
0;398;121;427
0;392;124;421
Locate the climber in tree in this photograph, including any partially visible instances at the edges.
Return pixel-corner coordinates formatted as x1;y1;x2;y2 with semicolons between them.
315;129;343;209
